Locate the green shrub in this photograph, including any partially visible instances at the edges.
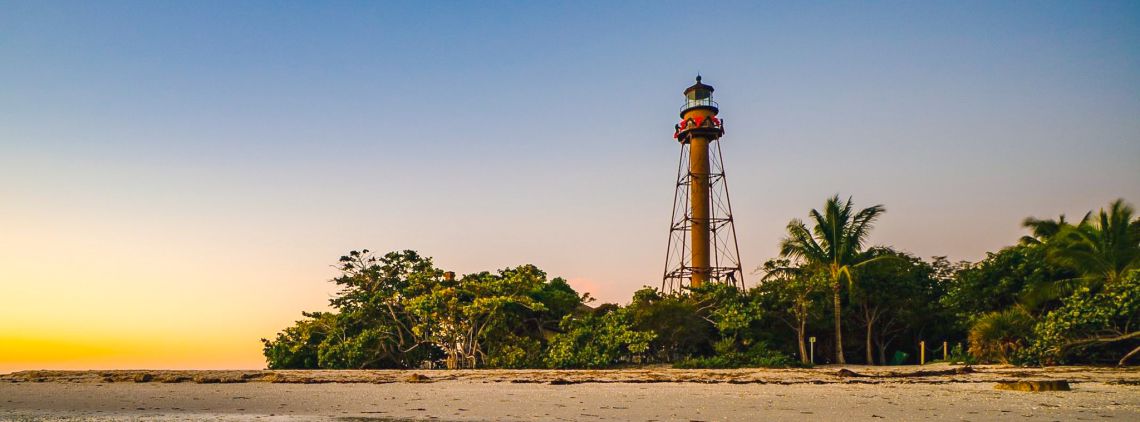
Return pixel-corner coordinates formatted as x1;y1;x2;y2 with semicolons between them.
1027;271;1140;365
968;308;1035;364
673;343;796;369
485;334;543;369
947;343;975;365
544;310;655;369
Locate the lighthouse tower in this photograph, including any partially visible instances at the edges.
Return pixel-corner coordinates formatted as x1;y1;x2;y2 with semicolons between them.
663;76;744;292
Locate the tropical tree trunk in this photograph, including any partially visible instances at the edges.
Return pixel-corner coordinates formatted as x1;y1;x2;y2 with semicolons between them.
797;319;809;364
862;304;881;365
832;281;846;364
876;339;888;365
865;312;874;365
876;318;901;367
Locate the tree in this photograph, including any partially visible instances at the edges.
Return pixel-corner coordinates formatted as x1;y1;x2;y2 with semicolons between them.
690;283;764;345
624;284;766;364
1048;199;1140;287
261;311;334;369
262;251;583;369
953;200;1139;365
320;250;439;368
409;265;577;369
544;308;655;369
943;244;1070;322
948;237;1069;363
1029;271;1140;365
1026;199;1140;365
848;249;927;364
627;288;715;362
1020;214;1075;246
261;250;441;369
758;259;826;364
777;195;887;364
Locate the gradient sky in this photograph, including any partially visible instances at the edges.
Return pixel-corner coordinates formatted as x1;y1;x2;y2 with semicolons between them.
2;1;1138;372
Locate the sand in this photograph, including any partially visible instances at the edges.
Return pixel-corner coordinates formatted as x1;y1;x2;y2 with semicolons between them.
2;365;1138;421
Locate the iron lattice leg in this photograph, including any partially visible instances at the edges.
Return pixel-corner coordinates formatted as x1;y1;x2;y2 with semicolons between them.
663;137;743;293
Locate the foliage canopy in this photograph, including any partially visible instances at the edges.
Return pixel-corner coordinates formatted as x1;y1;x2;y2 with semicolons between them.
264;197;1140;369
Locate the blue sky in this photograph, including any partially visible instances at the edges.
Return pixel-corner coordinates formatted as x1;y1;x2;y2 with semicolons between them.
1;1;1138;368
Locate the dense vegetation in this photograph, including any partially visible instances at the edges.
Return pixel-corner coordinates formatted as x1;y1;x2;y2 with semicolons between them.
263;197;1139;369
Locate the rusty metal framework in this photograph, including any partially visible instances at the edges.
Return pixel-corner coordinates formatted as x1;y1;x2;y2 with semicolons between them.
662;134;744;293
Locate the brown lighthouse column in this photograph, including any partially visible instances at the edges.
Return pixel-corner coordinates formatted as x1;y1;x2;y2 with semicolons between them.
688;134;711;287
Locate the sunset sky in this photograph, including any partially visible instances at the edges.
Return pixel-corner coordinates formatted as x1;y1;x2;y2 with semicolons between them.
2;1;1138;372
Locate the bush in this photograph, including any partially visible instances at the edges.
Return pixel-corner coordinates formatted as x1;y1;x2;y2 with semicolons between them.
544;310;655;369
1027;271;1140;365
968;308;1035;364
673;343;796;369
484;334;543;369
947;343;975;365
261;312;331;369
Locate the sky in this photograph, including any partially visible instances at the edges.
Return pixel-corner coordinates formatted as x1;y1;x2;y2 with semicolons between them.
1;1;1138;372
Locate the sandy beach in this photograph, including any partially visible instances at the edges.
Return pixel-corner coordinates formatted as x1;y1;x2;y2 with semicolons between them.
2;365;1138;421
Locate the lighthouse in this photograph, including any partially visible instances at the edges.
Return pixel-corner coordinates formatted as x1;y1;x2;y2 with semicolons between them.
663;76;744;292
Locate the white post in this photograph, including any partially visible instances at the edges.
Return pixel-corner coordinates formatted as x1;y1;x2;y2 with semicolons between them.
809;336;816;365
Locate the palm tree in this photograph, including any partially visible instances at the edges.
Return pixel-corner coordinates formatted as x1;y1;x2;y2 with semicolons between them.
759;259;824;365
1041;199;1140;365
1050;199;1140;286
1020;214;1076;246
778;195;886;364
1016;214;1081;309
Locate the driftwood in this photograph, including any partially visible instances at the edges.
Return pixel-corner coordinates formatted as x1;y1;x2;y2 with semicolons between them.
994;380;1071;392
1060;331;1140;366
1118;345;1140;366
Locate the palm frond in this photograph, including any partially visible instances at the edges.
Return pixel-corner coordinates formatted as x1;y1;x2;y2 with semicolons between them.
1047;199;1140;286
846;203;886;255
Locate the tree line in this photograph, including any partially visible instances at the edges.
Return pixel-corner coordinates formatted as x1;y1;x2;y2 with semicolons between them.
262;196;1139;369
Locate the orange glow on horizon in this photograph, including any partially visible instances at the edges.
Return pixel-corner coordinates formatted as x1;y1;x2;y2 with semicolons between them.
0;332;270;374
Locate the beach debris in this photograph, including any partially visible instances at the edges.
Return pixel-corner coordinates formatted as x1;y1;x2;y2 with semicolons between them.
994;380;1071;392
192;374;245;384
406;373;431;382
891;366;976;378
192;375;221;384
